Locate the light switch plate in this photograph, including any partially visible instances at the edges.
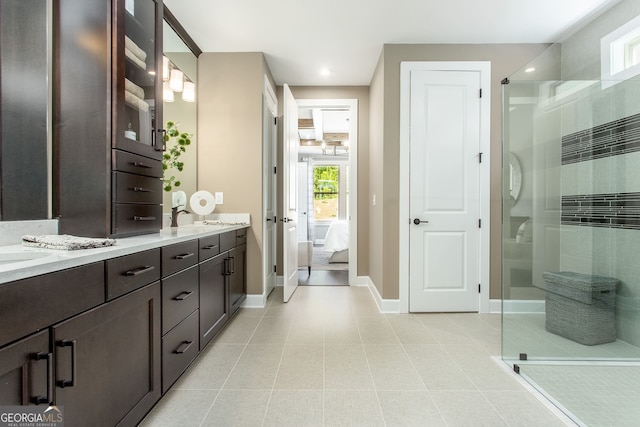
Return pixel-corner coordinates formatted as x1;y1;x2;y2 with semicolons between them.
215;192;224;204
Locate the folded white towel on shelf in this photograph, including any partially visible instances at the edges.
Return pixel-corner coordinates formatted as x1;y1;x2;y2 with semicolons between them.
22;235;117;251
125;90;149;112
125;78;145;99
125;47;147;70
125;35;147;62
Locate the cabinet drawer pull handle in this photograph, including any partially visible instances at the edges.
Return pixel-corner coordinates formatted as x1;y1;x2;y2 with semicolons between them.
33;352;53;404
202;244;218;250
131;161;152;169
174;341;193;354
133;216;156;221
124;265;155;276
174;291;193;301
56;340;76;388
237;234;246;239
132;186;152;193
224;258;231;276
174;252;195;260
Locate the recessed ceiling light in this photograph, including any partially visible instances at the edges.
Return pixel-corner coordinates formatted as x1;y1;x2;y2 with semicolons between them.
525;67;536;73
320;68;331;76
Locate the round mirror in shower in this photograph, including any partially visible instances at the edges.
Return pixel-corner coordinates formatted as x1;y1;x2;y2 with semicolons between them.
509;153;523;204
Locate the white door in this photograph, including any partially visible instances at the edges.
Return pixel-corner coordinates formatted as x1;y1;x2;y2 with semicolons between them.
409;70;481;312
282;84;299;302
297;162;308;241
263;78;278;298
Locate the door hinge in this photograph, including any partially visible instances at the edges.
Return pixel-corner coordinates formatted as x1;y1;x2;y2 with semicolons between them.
478;219;482;228
274;265;277;273
479;152;483;163
479;89;482;98
478;284;481;293
274;117;278;125
273;166;277;174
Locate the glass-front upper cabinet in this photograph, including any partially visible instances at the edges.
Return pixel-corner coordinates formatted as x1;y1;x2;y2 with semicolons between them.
114;0;163;160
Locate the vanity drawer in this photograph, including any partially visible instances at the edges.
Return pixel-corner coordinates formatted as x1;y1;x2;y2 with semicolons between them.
0;262;104;348
162;240;198;277
219;231;237;252
112;171;162;204
106;248;161;300
198;234;220;261
112;203;162;237
162;265;199;334
162;309;199;393
236;229;247;246
112;149;163;178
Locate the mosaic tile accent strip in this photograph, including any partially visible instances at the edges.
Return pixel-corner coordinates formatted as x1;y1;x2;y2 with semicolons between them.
561;113;640;165
561;192;640;230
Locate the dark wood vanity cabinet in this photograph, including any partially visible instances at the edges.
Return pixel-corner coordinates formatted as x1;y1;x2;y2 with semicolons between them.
53;282;161;427
228;243;247;317
199;252;229;350
0;228;248;424
199;230;247;349
55;0;164;238
0;331;50;406
160;241;200;393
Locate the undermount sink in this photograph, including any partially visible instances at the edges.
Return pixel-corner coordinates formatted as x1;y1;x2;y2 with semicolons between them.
0;251;52;266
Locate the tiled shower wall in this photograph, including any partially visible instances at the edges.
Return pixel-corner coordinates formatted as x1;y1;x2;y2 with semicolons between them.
559;80;640;347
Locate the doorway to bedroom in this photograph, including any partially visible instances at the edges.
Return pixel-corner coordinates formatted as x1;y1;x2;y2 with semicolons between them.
295;99;358;286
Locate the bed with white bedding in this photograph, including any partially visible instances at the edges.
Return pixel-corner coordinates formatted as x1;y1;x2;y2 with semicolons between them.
323;220;349;263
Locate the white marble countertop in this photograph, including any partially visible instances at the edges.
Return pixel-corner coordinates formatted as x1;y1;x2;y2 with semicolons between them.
0;222;249;285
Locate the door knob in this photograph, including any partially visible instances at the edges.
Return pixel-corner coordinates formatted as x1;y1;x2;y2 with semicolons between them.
413;218;428;225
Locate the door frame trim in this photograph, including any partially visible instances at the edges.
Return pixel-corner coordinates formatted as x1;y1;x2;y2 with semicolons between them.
262;75;278;301
295;98;358;286
399;61;491;313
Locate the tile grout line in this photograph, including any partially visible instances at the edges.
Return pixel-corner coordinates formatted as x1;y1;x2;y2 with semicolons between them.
354;303;388;426
196;309;266;427
384;313;450;426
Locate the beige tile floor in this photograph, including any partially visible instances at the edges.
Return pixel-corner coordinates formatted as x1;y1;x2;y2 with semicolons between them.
141;286;572;427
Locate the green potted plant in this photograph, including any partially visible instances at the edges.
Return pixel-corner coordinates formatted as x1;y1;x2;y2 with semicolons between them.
162;120;192;192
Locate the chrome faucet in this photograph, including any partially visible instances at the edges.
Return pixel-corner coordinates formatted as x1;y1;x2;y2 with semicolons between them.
170;207;190;227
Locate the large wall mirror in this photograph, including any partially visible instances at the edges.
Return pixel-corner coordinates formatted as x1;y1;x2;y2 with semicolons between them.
162;7;201;213
0;0;51;221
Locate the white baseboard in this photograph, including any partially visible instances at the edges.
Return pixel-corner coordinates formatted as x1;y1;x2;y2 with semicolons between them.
242;293;267;308
492;299;546;314
363;276;400;313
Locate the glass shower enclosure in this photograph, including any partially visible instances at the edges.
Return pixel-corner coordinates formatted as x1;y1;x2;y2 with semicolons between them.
502;42;640;426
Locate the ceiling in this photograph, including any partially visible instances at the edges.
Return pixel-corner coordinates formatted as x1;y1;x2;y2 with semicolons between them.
163;0;618;86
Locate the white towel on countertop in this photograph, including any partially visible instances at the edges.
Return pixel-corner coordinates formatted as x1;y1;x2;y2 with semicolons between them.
22;234;117;250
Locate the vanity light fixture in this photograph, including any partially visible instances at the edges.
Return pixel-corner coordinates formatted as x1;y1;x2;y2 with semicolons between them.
163;81;174;102
169;69;184;92
525;67;536;73
162;56;170;81
182;81;196;102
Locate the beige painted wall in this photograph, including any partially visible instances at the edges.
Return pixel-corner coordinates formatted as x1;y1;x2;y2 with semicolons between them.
288;86;370;276
198;52;274;295
370;43;550;300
